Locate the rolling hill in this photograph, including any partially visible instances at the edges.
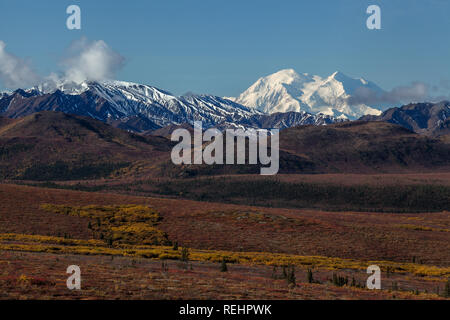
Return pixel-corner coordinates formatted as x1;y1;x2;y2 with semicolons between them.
0;111;171;180
278;121;450;173
158;120;450;177
0;111;449;181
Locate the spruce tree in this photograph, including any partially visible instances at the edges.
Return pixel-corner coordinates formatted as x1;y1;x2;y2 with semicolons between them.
307;269;314;284
220;259;228;272
445;279;450;298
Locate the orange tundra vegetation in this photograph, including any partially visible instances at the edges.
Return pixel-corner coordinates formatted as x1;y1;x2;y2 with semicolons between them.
0;183;449;299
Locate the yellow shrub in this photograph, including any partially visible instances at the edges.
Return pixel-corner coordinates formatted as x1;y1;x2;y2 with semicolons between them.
40;204;170;245
2;240;450;279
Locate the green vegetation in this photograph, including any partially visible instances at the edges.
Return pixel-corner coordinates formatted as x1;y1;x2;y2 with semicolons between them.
19;181;107;192
154;178;450;212
332;273;349;287
220;259;228;272
0;143;33;161
283;265;296;286
307;268;314;284
391;281;399;291
17;161;130;181
18;176;450;212
181;247;190;262
445;279;450;298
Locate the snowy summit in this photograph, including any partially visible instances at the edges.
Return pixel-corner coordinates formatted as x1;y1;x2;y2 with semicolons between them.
228;69;388;119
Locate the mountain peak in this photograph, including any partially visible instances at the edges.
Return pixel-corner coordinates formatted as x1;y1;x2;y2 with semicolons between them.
262;68;301;85
274;68;298;76
328;71;351;81
330;71;341;77
0;78;343;133
329;71;371;86
232;69;388;119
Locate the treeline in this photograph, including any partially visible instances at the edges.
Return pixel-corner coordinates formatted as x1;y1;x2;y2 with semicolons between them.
16;161;130;181
154;178;450;212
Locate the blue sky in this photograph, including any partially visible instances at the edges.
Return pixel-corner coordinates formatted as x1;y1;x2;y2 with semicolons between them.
1;0;450;96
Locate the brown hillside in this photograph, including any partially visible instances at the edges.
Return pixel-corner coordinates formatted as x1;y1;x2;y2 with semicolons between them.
0;111;172;180
278;121;450;173
0;113;449;181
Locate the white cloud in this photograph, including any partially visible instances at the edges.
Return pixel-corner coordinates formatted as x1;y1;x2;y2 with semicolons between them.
61;37;125;84
0;41;41;88
0;38;125;90
347;82;431;105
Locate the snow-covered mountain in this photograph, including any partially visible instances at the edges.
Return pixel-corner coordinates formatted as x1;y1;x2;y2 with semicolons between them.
0;80;341;132
227;69;388;119
360;101;450;136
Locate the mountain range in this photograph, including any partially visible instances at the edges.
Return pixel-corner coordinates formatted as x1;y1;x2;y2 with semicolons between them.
360;101;450;137
0;70;449;138
0;80;338;133
227;69;388;119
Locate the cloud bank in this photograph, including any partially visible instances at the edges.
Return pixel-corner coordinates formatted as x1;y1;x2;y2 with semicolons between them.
0;41;41;88
347;82;431;106
0;37;124;90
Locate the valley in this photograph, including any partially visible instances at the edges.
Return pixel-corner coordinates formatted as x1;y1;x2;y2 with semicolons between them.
0;183;449;299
